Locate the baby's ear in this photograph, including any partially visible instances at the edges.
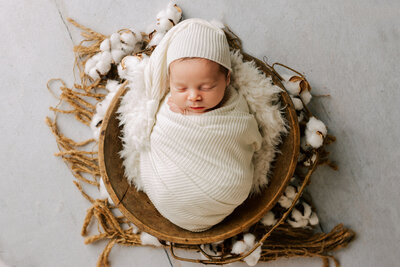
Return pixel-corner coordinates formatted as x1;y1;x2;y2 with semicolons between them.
226;71;231;86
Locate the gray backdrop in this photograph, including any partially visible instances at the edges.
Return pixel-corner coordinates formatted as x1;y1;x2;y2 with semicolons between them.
0;0;399;266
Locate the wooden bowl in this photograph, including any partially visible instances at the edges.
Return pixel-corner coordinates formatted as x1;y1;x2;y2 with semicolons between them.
99;52;299;245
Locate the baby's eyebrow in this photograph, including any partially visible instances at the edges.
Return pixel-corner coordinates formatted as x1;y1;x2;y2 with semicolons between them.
172;80;217;86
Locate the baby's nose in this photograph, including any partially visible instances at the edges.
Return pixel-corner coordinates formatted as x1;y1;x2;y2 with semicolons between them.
188;91;201;101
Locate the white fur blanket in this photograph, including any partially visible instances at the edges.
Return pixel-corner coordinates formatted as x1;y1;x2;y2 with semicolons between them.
138;85;262;232
117;49;287;229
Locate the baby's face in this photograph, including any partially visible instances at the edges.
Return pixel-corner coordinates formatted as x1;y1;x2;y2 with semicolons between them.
168;58;230;114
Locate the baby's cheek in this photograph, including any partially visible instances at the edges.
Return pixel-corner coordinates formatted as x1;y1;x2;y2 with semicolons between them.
171;95;184;107
167;96;185;114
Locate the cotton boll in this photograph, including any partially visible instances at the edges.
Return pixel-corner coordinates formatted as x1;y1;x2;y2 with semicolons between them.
260;211;277;226
290;202;313;228
111;49;125;64
306;132;324;148
156;9;167;20
131;28;143;43
100;38;111;52
287;218;308;228
278;184;298;208
84;57;97;74
231;240;247;254
148;32;165;47
84;53;102;76
165;8;181;25
285;81;301;95
118;55;137;71
291;208;303;222
121;43;135;54
118;55;149;81
243;246;262;266
85;52;111;78
96;57;111;75
278;195;292;209
120;31;136;46
286;185;297;199
281;74;301;96
166;1;182;24
302;202;312;219
300;90;312;105
123;55;141;68
88;68;100;80
290;96;303;110
140;232;162;246
155;18;174;33
243;233;256;247
100;51;112;64
309;212;319;225
118;60;131;80
95;51;112;75
110;32;122;50
306;117;327;136
305;117;327;148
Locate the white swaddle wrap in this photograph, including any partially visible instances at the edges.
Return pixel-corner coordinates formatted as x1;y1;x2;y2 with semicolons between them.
117;17;286;232
139;84;262;232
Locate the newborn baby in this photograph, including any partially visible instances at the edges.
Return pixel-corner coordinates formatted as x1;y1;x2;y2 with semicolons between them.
167;57;231;115
138;18;263;232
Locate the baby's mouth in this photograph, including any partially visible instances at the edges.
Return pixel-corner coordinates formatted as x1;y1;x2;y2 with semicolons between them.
190;106;205;110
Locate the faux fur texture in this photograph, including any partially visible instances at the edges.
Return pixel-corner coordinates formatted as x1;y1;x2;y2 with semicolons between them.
229;50;287;195
117;49;287;196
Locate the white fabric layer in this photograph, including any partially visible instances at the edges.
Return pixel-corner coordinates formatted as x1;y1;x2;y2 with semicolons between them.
139;85;262;232
143;18;228;141
118;49;287;197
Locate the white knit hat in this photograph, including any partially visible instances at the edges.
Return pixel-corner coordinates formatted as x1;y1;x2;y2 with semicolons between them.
143;18;232;139
166;19;232;74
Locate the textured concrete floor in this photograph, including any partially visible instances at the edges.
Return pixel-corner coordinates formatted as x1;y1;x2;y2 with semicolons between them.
0;0;399;266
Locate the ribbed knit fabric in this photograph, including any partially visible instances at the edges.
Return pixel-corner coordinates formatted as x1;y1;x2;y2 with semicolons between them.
140;85;262;232
166;22;232;74
143;18;232;141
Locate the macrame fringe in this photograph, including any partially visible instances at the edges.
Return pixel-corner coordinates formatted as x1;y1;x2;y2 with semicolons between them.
46;17;355;267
